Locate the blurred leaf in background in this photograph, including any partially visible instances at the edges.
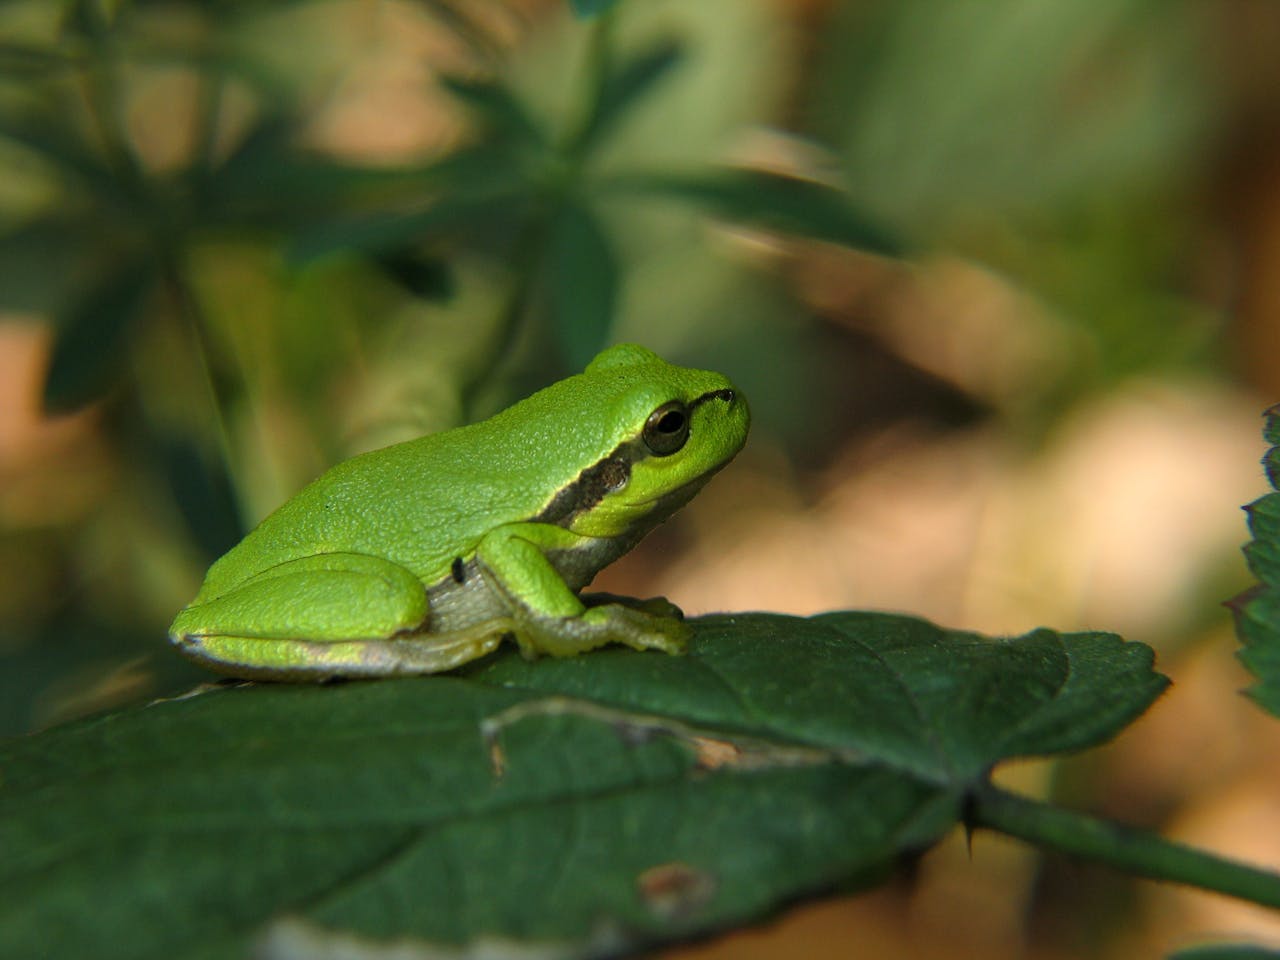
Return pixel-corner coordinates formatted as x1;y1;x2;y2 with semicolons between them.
0;0;915;735
0;0;511;730
804;0;1222;432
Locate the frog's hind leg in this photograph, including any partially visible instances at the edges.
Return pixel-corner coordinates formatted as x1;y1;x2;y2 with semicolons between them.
170;552;475;680
174;552;429;640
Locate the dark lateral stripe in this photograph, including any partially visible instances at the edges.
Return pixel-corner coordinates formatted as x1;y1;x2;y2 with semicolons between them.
535;450;635;525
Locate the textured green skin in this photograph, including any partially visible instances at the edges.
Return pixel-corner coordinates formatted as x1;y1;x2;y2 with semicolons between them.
170;344;750;680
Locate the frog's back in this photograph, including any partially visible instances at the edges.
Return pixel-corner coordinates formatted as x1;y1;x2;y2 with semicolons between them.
196;344;732;601
197;373;646;597
198;421;572;597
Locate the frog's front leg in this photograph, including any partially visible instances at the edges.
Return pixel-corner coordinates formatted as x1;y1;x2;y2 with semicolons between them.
169;552;508;680
474;522;691;659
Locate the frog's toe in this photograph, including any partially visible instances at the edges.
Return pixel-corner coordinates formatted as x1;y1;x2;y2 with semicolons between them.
632;595;685;620
580;592;685;620
581;603;692;655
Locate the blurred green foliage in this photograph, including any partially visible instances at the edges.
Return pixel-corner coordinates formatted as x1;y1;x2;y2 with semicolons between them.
808;0;1221;425
0;0;1226;733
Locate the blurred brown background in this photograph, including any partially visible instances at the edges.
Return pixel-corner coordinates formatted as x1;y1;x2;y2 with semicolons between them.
2;0;1279;957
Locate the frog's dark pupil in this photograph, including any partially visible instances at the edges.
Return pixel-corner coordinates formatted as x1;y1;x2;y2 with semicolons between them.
657;411;685;434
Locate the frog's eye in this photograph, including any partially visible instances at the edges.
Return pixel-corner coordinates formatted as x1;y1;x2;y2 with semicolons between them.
643;401;689;456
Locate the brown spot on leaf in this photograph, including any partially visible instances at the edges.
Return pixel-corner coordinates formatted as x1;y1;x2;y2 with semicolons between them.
488;740;507;778
637;862;717;922
690;736;742;770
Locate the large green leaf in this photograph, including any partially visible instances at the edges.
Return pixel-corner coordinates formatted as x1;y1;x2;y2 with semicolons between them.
1233;407;1280;717
0;612;1165;959
467;612;1166;784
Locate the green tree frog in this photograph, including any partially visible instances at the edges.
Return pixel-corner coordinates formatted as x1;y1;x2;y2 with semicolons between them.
169;343;749;680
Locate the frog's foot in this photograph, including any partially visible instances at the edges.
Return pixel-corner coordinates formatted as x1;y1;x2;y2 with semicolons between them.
469;524;691;662
510;601;692;661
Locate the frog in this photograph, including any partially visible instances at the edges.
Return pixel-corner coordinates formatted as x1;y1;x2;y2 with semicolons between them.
169;343;749;680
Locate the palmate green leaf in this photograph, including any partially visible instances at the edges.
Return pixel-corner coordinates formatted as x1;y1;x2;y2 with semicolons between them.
0;612;1165;959
0;216;98;315
548;199;619;370
285;144;534;263
440;75;548;148
569;0;623;18
1233;407;1280;717
573;38;685;155
373;249;455;301
42;255;156;413
155;433;245;561
201;114;427;230
0;113;123;201
288;189;528;264
0;42;80;77
609;168;904;256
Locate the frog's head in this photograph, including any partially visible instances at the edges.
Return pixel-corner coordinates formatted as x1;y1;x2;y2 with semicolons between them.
556;343;750;540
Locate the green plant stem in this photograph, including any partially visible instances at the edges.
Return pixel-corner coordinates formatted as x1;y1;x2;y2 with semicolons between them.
162;260;243;510
76;28;149;213
971;783;1280;910
191;69;227;184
